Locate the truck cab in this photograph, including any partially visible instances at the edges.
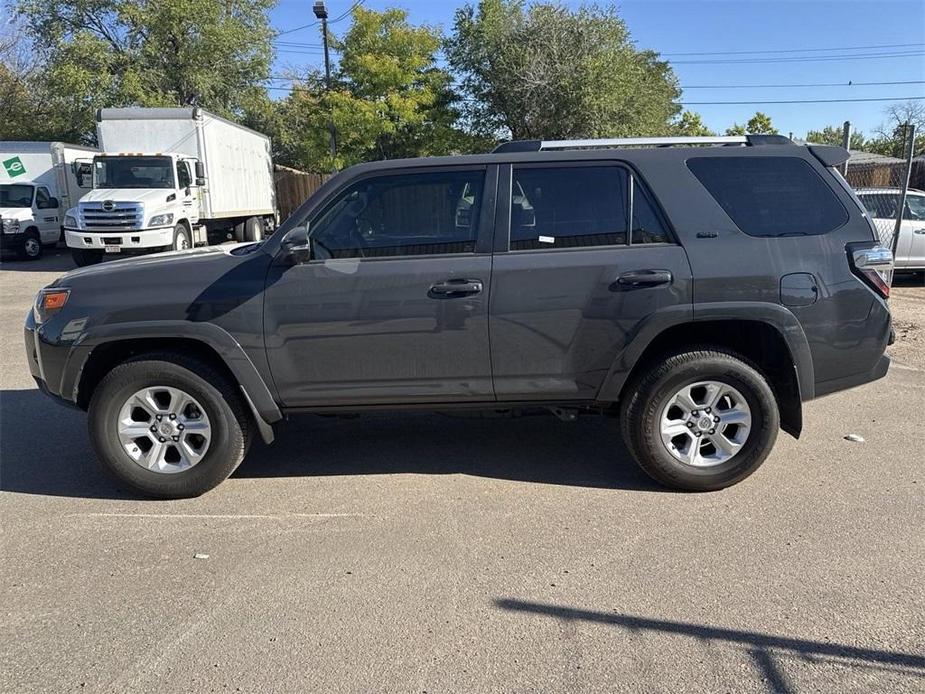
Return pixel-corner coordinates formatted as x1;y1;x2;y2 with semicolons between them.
64;153;208;266
0;180;62;260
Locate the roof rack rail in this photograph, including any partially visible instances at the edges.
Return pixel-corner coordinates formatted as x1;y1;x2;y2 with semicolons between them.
492;134;793;153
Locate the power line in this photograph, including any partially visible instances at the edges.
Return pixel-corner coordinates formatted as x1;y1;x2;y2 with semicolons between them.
681;96;925;105
661;41;924;57
683;79;925;89
275;0;364;37
673;50;925;65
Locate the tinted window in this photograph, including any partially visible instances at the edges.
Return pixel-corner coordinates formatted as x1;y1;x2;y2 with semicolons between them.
35;187;51;208
310;170;484;259
687;156;848;237
632;184;670;244
511;166;627;250
177;161;192;189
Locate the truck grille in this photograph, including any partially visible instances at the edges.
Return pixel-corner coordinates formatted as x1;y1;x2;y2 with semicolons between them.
79;202;143;231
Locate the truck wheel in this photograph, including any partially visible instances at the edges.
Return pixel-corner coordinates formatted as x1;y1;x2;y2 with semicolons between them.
620;349;779;491
172;224;191;251
18;229;43;260
233;220;246;243
71;249;102;267
88;353;252;499
244;216;263;242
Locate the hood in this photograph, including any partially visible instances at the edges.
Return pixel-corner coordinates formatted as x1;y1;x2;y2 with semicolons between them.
79;188;178;207
0;207;35;220
55;243;260;286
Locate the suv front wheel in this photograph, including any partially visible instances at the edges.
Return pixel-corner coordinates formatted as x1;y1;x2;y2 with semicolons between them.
88;353;251;498
620;349;779;491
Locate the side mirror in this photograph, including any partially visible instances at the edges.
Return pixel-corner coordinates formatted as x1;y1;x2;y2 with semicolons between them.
195;177;206;186
48;197;60;208
194;161;206;180
281;224;311;263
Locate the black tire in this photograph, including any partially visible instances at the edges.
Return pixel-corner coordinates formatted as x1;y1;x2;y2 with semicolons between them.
88;353;252;498
18;229;43;260
620;349;779;491
172;223;191;251
232;220;246;243
244;216;263;242
71;248;102;267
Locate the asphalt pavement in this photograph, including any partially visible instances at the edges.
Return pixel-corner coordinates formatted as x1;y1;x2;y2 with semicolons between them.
1;249;923;693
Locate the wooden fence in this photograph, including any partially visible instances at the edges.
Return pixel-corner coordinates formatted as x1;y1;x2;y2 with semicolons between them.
274;165;330;222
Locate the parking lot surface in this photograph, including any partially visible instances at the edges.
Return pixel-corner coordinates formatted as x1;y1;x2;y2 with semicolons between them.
2;250;923;693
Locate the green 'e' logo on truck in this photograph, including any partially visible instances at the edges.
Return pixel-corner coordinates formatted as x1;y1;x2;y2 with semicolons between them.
3;156;27;178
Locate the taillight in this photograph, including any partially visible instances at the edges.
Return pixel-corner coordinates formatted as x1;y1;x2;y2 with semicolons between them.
847;243;893;299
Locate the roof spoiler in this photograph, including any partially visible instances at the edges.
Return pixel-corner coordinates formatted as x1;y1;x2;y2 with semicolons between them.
808;145;850;168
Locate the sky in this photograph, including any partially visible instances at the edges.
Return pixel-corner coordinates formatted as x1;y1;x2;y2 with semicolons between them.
268;0;925;139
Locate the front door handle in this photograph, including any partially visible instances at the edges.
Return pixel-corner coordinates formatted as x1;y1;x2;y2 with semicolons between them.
913;228;925;235
428;278;483;299
612;269;673;289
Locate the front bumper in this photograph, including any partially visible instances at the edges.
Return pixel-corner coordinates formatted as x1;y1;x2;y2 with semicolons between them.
65;227;174;252
24;311;79;408
0;231;28;253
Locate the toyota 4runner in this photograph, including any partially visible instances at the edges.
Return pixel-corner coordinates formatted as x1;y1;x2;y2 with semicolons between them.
25;135;894;498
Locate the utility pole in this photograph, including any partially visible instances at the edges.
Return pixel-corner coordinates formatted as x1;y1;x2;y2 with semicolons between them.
313;0;337;164
840;121;852;177
893;122;917;256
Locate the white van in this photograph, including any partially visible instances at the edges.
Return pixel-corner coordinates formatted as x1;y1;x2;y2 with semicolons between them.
0;141;97;260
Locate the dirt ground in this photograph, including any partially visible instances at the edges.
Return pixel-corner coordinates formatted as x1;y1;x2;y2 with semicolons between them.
888;273;925;371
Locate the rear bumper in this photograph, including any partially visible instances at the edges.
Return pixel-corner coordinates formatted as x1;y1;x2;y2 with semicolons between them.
814;353;891;399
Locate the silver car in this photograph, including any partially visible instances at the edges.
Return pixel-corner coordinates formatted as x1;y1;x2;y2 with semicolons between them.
856;188;925;272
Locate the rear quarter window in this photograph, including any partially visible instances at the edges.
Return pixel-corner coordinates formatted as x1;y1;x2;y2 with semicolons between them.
687;156;849;237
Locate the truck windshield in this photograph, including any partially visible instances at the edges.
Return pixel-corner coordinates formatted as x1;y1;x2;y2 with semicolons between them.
0;184;35;207
94;156;175;189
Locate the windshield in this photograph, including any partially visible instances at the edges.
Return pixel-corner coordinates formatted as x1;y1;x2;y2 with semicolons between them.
94;156;175;189
0;184;34;207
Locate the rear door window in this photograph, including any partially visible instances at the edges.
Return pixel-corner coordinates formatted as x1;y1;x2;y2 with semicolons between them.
687;156;848;237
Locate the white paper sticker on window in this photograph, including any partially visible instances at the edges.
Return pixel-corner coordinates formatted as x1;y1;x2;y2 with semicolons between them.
538;235;555;244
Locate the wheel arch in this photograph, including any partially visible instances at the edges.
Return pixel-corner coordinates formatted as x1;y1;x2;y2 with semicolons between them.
600;306;814;439
65;322;281;439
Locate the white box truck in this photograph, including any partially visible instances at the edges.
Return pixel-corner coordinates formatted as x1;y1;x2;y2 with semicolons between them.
1;141;97;260
64;107;277;266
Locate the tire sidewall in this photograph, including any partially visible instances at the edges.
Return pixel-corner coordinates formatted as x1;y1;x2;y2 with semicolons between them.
21;230;43;260
634;355;779;489
89;361;244;498
173;224;191;251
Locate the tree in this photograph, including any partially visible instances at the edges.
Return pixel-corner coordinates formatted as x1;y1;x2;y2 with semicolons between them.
671;111;715;137
804;125;866;150
14;0;274;143
274;7;479;171
725;112;778;136
0;19;46;140
445;0;681;140
866;100;925;157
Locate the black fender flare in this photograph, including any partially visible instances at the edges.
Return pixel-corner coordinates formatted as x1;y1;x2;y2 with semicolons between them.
597;301;815;403
62;320;282;432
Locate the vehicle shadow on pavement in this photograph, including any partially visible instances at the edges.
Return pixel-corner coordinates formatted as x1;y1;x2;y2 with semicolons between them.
237;411;662;492
1;390;661;498
494;598;925;693
0;248;75;273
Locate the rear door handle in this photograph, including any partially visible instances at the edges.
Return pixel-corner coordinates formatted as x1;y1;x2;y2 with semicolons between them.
428;278;483;299
612;269;673;289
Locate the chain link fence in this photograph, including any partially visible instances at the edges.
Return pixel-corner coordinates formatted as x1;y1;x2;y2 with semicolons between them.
841;124;919;283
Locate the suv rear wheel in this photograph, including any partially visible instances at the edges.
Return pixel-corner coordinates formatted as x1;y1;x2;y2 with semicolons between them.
620;349;779;491
88;354;251;498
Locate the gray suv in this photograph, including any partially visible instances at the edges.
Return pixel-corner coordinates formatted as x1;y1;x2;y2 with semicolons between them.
25;135;894;498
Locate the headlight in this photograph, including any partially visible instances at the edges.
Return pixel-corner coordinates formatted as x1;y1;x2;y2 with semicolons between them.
2;219;22;234
63;215;78;228
33;288;70;324
149;213;174;227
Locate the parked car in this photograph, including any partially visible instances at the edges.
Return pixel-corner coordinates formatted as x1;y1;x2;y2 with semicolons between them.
26;135;894;498
0;141;97;259
855;188;925;273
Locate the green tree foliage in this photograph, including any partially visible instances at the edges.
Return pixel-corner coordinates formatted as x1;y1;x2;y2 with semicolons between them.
804;125;867;150
13;0;274;143
671;111;715;137
274;6;481;171
445;0;681;140
725;112;778;136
